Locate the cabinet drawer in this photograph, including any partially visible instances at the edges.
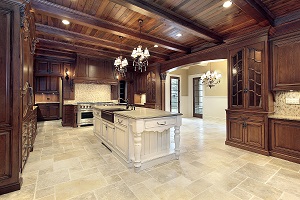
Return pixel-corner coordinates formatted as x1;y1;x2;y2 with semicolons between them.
144;117;176;129
227;112;264;122
115;115;128;128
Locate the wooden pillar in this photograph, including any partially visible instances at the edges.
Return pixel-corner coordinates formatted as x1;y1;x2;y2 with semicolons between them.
160;73;167;111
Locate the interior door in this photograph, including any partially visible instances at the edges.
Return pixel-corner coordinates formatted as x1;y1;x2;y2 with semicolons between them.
193;77;203;118
170;76;180;113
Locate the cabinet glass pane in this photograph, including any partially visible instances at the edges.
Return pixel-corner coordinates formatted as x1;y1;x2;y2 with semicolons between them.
231;50;244;107
248;48;262;108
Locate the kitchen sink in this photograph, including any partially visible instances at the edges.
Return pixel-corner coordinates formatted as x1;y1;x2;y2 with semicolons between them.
101;108;129;123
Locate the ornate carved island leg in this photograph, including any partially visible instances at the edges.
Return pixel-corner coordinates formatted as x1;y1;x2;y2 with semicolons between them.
133;132;142;172
174;125;180;159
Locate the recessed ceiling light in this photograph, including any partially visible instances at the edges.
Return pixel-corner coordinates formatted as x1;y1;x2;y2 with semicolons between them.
176;33;182;37
154;44;158;48
223;0;232;8
62;19;70;25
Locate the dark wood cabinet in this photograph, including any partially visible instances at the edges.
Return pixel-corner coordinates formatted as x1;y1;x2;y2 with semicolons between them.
62;105;77;127
226;111;268;155
36;76;59;94
271;33;300;90
226;33;272;156
135;72;147;94
229;41;265;110
37;103;60;121
74;55;117;84
35;60;63;76
269;119;300;164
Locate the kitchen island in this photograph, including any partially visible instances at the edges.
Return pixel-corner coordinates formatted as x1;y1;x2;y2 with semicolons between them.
93;106;182;171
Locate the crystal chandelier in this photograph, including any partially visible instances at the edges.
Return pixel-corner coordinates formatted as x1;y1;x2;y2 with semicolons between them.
201;63;222;88
114;36;128;77
131;19;150;72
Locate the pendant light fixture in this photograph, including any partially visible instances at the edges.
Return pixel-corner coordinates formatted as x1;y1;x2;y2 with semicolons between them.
131;19;150;72
114;36;128;77
201;63;222;88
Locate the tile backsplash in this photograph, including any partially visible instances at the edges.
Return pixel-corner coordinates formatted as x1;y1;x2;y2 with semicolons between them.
65;83;111;103
274;91;300;116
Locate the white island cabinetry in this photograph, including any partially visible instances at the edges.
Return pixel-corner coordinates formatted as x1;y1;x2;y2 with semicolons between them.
93;106;182;171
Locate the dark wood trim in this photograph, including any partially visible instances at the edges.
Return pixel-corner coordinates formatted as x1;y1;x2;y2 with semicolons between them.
36;23;169;60
275;10;300;26
31;0;189;53
37;38;120;59
160;44;227;72
110;0;223;43
233;0;275;26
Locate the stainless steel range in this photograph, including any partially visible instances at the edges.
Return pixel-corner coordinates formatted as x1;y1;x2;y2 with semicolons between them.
77;102;114;127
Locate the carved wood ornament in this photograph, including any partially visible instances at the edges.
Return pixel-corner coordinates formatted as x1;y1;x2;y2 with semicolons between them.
20;0;38;54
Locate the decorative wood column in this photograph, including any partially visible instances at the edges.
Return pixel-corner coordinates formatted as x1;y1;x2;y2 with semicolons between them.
160;73;167;111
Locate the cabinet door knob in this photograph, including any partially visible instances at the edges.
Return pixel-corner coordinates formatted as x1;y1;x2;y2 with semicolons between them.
242;121;247;128
243;88;248;93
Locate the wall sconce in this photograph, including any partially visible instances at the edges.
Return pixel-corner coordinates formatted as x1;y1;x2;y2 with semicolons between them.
65;68;70;81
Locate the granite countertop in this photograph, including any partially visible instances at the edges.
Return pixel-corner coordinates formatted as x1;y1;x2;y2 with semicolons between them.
268;114;300;121
94;105;182;119
35;102;60;104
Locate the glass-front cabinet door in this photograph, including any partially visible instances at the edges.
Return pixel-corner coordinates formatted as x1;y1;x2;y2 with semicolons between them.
246;44;263;109
231;49;244;108
229;42;264;110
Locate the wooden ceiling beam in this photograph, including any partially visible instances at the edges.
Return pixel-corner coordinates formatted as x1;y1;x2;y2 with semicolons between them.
31;0;189;53
37;38;120;59
110;0;223;43
233;0;275;26
35;23;169;60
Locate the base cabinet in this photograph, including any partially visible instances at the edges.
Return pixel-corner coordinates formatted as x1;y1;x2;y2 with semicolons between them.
226;111;268;155
270;119;300;164
62;105;77;127
37;103;60;121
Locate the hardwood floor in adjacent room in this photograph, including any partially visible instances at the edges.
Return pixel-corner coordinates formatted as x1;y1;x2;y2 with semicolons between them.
1;118;300;200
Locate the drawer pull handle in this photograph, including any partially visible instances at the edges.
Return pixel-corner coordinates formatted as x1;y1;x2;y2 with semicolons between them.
157;121;167;125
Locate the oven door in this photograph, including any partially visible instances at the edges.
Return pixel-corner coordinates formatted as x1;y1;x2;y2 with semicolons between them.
78;109;94;126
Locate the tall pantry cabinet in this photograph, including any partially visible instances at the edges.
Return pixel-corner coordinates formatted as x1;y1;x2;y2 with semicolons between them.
226;30;273;155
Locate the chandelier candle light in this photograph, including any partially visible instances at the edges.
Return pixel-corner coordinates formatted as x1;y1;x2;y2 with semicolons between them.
131;19;150;72
201;63;222;88
114;36;128;77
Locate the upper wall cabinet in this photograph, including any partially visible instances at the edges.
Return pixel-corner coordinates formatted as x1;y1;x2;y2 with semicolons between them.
75;55;117;85
35;60;63;76
271;34;300;90
229;41;267;111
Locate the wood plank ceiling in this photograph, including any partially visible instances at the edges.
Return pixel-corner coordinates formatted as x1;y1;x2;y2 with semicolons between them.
31;0;300;64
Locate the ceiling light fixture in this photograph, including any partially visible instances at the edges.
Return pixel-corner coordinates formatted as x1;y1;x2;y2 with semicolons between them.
114;36;128;77
201;63;222;88
154;44;158;48
131;19;150;72
223;0;232;8
176;33;182;37
62;19;70;25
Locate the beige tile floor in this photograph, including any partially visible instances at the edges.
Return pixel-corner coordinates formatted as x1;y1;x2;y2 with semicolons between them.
1;118;300;200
